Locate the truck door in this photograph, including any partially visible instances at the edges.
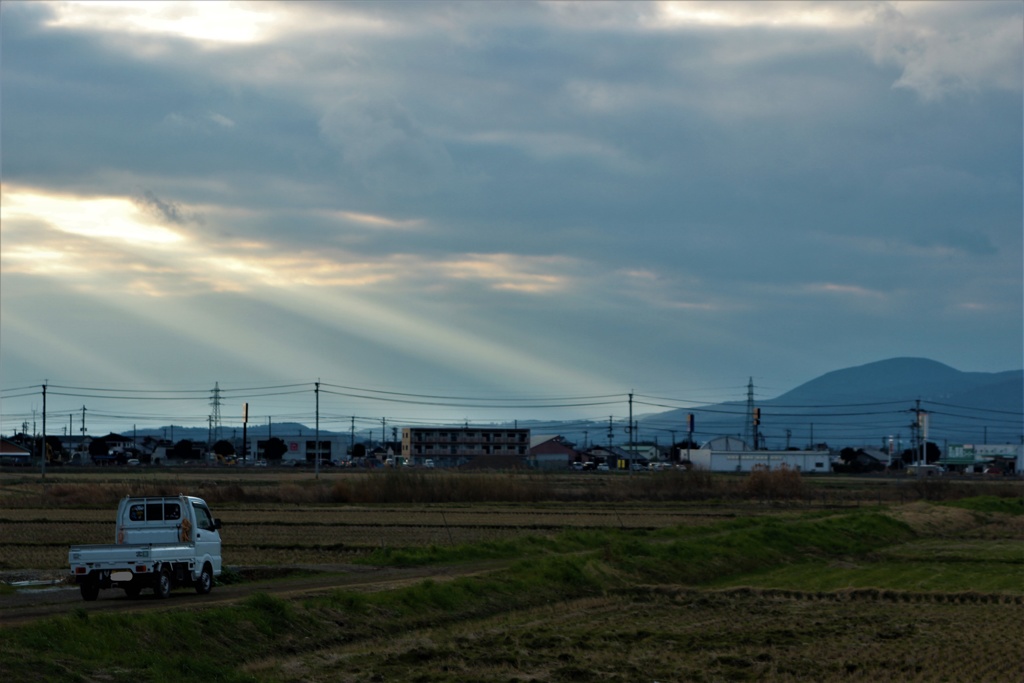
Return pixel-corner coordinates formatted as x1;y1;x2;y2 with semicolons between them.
190;502;222;574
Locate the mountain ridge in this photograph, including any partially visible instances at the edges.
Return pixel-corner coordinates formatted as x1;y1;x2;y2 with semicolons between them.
641;357;1022;448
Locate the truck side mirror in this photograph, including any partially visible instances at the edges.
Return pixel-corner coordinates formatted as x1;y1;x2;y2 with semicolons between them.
214;519;222;530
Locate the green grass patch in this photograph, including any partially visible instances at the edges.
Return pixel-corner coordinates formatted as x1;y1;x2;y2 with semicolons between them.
356;534;565;567
943;495;1024;515
711;559;1024;594
879;538;1024;563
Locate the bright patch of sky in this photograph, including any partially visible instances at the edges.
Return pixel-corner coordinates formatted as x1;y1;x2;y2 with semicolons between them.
1;1;1020;435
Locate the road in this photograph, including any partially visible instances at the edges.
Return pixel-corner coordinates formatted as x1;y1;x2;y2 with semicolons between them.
0;563;484;628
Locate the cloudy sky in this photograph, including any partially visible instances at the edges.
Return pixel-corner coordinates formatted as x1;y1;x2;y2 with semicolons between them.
1;1;1021;436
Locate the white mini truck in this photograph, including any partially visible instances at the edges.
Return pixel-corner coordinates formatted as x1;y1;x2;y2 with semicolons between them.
69;495;223;601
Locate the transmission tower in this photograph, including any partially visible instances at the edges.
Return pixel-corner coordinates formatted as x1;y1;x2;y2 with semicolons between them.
210;382;222;444
744;377;755;447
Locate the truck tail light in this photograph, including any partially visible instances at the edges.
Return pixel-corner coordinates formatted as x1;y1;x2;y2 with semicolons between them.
136;565;148;573
75;567;86;575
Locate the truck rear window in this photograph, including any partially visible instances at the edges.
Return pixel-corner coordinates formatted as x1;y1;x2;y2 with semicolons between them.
128;502;182;522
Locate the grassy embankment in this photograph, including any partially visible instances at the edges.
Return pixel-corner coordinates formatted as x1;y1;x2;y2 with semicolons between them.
1;495;1021;682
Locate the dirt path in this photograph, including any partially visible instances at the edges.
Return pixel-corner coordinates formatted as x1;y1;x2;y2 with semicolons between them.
0;563;493;628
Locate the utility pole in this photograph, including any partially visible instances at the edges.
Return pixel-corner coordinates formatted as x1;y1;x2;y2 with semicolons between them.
910;400;929;469
41;382;47;479
242;402;249;464
314;380;320;479
687;413;694;464
627;392;634;452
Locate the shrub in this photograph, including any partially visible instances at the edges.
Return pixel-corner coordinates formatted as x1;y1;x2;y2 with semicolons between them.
742;464;805;500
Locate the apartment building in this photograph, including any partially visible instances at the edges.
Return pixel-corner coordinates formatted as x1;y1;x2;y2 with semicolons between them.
402;427;530;466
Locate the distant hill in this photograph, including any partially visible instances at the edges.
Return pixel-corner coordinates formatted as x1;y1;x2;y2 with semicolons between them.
130;422;324;442
638;358;1023;450
776;358;1020;410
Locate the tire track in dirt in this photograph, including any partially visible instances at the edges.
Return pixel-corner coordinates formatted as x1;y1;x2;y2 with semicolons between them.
0;562;505;628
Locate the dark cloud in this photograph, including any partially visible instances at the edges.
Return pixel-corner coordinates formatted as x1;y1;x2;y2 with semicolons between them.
134;190;201;226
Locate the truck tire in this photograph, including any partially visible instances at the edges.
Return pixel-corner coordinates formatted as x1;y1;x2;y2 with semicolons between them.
195;563;213;595
155;569;172;599
80;580;100;602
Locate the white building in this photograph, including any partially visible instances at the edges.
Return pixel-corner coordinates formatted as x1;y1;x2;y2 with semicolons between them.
246;434;351;464
945;444;1023;474
686;436;831;474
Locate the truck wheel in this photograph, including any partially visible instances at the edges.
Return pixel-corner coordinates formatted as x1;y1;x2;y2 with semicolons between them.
155;570;172;599
80;580;100;602
195;563;213;595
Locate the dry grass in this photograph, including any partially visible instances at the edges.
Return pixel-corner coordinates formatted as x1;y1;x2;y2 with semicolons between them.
275;589;1024;682
742;463;806;500
884;501;981;536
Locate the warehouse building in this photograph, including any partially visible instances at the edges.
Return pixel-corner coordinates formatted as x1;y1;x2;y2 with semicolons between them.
686;436;831;473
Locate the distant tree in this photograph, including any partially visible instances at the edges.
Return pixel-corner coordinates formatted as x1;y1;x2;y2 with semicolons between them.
263;437;288;462
212;440;235;456
172;439;195;460
351;443;366;459
89;437;109;457
898;442;941;465
834;447;884;474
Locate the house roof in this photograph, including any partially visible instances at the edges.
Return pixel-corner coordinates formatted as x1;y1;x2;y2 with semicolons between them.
530;434;560;448
99;433;131;441
0;439;32;455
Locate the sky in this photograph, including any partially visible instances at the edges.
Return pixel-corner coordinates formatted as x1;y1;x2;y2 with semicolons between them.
1;1;1021;438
